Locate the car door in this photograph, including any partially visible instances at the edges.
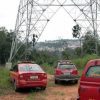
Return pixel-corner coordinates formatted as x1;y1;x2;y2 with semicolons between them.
80;65;100;100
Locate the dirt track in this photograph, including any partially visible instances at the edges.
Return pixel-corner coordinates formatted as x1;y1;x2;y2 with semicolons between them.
0;75;79;100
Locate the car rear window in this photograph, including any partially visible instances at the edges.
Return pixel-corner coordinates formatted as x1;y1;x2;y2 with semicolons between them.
58;64;75;69
86;66;100;77
18;64;43;72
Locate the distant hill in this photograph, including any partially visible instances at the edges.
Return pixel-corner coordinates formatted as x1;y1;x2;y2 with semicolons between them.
35;39;81;52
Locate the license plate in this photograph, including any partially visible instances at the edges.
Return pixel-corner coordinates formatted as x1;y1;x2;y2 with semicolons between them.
64;72;70;75
30;76;38;80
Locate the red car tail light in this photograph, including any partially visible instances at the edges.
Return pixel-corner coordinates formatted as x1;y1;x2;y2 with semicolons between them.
41;73;47;78
56;69;63;75
19;74;24;79
71;70;78;75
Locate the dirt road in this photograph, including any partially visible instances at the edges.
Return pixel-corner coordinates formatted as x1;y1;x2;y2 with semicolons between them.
0;75;79;100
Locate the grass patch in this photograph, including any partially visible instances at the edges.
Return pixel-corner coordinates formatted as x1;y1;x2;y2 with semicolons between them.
27;90;47;100
42;63;54;75
73;54;99;68
27;90;35;100
73;54;99;76
78;67;84;77
0;67;13;95
47;81;56;87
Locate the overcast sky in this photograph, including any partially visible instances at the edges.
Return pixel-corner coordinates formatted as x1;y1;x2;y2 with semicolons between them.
0;0;75;41
0;0;19;30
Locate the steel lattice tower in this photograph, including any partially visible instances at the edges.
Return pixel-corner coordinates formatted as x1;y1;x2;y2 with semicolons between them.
9;0;100;62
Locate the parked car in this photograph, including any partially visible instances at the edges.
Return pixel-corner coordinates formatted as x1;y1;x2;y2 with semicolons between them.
9;61;47;91
78;59;100;100
54;60;79;84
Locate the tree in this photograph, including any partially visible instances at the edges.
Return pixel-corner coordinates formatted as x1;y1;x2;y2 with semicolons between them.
72;24;81;38
82;30;97;54
72;24;83;57
75;47;81;57
62;48;75;59
0;27;12;64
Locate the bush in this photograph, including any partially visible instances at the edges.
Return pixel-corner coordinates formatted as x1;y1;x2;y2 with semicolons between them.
0;67;13;95
73;54;99;76
42;63;54;75
73;54;99;68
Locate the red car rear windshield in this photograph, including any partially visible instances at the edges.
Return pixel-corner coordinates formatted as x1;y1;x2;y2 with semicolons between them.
18;64;43;72
58;64;75;69
86;66;100;77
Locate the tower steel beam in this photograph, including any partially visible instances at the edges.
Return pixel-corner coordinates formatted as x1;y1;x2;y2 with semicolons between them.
9;0;100;62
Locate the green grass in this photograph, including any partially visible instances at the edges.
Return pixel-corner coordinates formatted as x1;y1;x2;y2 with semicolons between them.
27;90;35;100
73;54;99;68
27;90;47;100
78;67;84;77
73;54;99;76
0;67;13;95
42;63;54;75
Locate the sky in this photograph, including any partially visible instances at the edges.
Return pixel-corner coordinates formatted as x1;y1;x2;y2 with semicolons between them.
0;0;76;42
0;0;19;30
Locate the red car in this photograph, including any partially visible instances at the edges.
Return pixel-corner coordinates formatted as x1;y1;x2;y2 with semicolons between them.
10;61;47;91
78;59;100;100
54;60;79;84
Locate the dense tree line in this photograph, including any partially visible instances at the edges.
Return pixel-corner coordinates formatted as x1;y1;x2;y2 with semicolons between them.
0;27;100;65
0;27;13;64
0;27;58;65
75;30;100;56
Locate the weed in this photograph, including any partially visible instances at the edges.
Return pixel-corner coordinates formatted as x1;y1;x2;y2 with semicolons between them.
0;67;13;95
42;63;54;75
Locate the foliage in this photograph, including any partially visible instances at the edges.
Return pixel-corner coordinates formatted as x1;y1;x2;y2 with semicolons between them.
62;48;75;59
73;54;99;76
0;27;13;64
73;54;99;68
0;67;13;95
75;47;81;57
32;49;58;66
42;63;54;75
82;31;97;54
72;24;81;38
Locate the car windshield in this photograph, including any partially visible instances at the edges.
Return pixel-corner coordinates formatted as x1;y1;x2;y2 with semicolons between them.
58;64;75;69
18;64;43;72
86;66;100;77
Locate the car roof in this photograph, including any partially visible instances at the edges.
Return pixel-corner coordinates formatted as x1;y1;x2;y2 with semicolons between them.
18;61;35;64
87;59;100;63
85;59;100;68
57;60;73;65
81;59;100;75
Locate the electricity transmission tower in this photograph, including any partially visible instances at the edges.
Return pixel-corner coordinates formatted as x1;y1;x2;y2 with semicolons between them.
8;0;100;62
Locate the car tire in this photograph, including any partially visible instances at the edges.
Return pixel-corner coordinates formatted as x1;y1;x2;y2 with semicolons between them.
41;87;46;90
75;80;78;84
71;80;78;84
55;79;59;84
14;81;19;92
